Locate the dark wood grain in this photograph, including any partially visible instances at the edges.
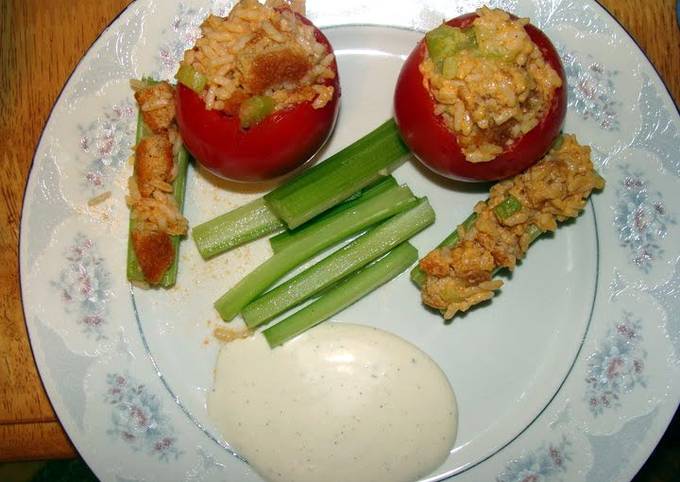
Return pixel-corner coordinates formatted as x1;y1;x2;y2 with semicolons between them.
0;0;678;464
598;0;679;105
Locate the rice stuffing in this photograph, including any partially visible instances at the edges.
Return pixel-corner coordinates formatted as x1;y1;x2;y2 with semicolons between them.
179;0;335;117
127;80;188;285
420;7;562;163
419;135;605;319
87;191;112;206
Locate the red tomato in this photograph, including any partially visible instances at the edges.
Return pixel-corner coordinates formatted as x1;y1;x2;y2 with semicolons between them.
394;13;567;182
175;12;340;182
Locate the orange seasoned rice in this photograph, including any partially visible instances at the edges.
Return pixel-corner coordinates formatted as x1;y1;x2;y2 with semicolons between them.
180;0;335;113
419;135;605;318
127;82;188;237
420;7;563;163
126;80;188;285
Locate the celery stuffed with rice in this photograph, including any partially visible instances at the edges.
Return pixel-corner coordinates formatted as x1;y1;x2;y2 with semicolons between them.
414;135;605;318
126;79;190;287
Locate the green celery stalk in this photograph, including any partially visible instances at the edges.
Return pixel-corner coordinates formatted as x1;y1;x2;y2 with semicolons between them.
493;195;522;220
193;176;396;260
239;95;275;128
241;198;435;328
263;242;418;347
410;213;545;288
269;176;398;253
525;224;544;244
410;212;478;287
214;184;418;321
159;144;190;285
126;87;190;288
192;198;285;259
175;64;207;93
264;119;410;229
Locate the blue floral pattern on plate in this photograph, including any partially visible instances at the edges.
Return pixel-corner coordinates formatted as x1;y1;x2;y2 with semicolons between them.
78;101;136;193
496;437;571;482
153;2;205;79
52;233;110;340
105;372;182;461
563;50;621;131
614;165;676;272
585;311;647;416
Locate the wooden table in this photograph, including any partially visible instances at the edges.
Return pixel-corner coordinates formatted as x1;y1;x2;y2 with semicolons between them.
1;0;678;465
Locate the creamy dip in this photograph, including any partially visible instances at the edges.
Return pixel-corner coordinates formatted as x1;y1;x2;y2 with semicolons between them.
208;322;458;482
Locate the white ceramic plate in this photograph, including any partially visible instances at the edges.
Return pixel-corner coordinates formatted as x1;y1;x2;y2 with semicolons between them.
20;1;680;481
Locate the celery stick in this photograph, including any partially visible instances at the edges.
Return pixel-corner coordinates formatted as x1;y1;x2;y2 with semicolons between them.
493;195;522;220
126;228;146;283
241;198;435;328
175;64;206;93
214;185;418;321
410;214;545;288
239;95;275;128
263;243;418;347
126;112;149;284
526;224;543;243
410;265;428;288
195;119;407;256
192;198;284;259
159;144;190;286
410;212;478;287
126;94;190;288
264;119;410;229
194;177;396;260
269;176;398;253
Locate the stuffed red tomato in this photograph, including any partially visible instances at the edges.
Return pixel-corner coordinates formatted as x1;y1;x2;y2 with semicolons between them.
394;7;566;181
175;0;340;182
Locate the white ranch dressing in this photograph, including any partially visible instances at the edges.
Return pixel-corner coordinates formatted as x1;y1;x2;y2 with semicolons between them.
208;322;458;482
